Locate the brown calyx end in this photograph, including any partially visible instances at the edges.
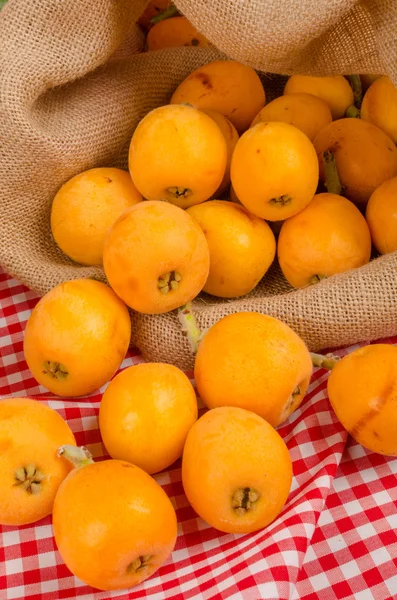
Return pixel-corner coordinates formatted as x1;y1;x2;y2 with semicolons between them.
42;361;69;380
231;487;260;516
292;385;301;397
280;384;304;423
268;195;292;206
309;274;327;285
127;555;153;574
14;464;45;494
158;271;182;294
166;187;193;200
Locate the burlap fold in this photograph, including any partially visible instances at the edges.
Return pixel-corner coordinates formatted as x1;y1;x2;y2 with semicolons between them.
1;0;396;371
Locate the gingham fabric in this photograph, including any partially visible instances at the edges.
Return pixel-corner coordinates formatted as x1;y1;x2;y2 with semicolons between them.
1;267;396;600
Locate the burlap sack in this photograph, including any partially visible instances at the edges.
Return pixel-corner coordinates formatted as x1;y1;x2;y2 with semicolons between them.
1;0;397;371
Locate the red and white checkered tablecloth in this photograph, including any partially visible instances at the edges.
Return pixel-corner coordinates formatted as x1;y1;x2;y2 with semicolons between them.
1;267;396;600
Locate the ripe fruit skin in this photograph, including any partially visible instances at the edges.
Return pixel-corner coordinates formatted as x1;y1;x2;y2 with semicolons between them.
194;312;313;427
53;460;178;591
186;200;276;298
365;177;397;254
51;168;142;266
23;279;131;397
128;104;227;208
251;93;332;142
327;344;397;456
313;118;397;205
103;201;210;314
182;406;292;534
201;109;239;196
277;193;372;289
99;363;198;474
170;60;266;133
147;16;209;50
284;75;354;119
361;76;397;143
0;398;76;526
230;121;319;221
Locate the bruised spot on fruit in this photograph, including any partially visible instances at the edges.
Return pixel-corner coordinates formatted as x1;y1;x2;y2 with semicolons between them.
127;555;152;573
231;487;260;515
256;149;261;154
373;431;380;439
268;195;292;206
105;177;113;183
14;464;45;495
350;392;390;438
0;438;12;452
115;211;131;226
42;361;69;380
158;271;182;294
194;72;213;90
191;38;199;46
326;140;341;154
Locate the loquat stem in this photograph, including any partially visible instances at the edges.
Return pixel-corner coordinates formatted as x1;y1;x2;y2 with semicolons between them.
322;150;342;196
348;74;363;108
150;4;178;24
345;105;361;119
310;352;340;370
177;302;202;354
58;445;94;468
345;74;362;118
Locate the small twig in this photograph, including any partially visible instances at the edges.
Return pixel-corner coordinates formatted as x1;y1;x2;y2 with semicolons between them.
348;74;363;108
310;352;340;370
345;105;361;118
57;445;94;468
322;150;342;196
345;74;362;118
150;4;179;24
177;302;203;354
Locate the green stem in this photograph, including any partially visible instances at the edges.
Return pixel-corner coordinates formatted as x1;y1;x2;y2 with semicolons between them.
58;445;94;468
322;150;342;196
177;302;202;354
150;4;178;24
348;74;363;108
345;105;361;118
310;352;340;370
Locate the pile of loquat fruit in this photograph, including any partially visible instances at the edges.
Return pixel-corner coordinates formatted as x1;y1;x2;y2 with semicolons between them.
2;4;397;592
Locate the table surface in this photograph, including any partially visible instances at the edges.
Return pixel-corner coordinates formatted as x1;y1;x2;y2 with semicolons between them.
0;268;396;600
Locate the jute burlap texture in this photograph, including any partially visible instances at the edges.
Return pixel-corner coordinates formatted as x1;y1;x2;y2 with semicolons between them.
1;0;397;371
